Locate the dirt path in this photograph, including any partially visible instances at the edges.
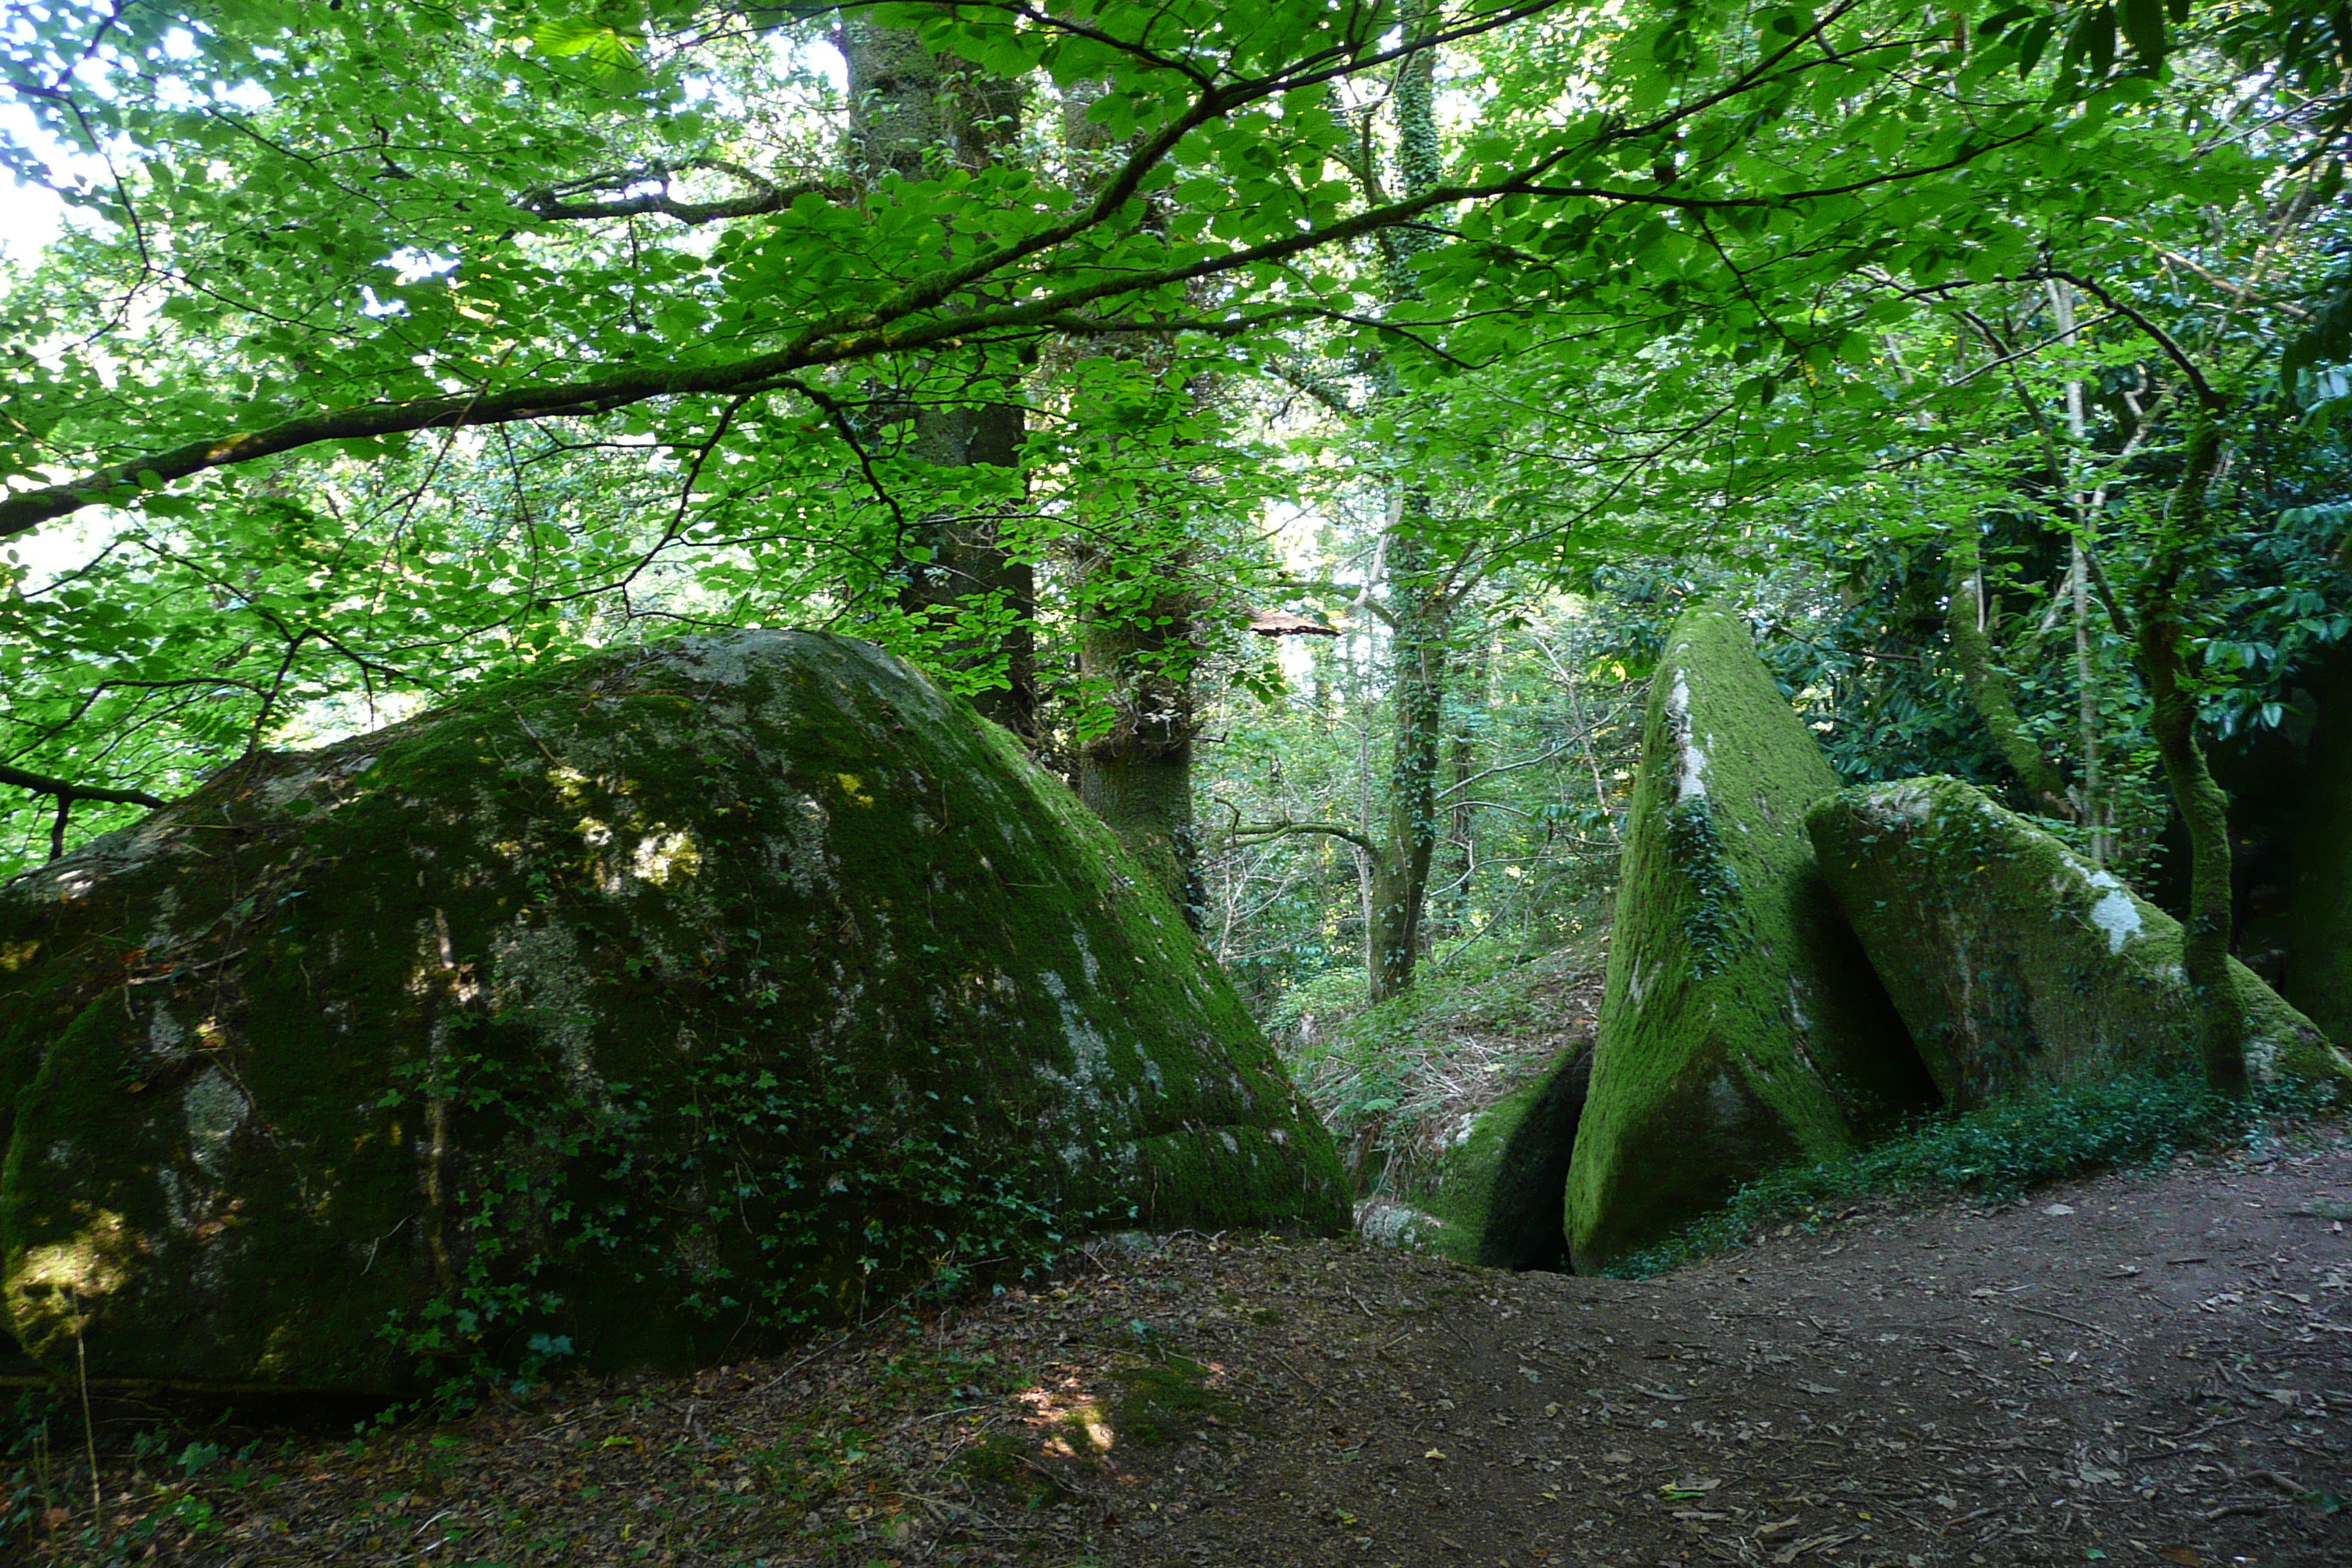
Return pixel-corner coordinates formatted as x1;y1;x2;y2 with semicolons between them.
30;1122;2352;1567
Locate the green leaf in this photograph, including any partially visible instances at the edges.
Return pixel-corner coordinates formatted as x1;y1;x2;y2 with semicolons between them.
2119;0;2167;62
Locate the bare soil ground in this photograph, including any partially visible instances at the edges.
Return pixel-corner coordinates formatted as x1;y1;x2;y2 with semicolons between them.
23;1118;2352;1567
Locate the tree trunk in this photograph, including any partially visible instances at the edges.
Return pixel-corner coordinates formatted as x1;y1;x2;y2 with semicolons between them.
1078;578;1202;924
1363;10;1450;1003
1945;525;2072;813
841;18;1036;739
2135;412;2249;1096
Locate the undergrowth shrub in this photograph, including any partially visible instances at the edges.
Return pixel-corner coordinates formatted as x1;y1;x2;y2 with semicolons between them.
1275;935;1605;1191
1610;1072;2340;1278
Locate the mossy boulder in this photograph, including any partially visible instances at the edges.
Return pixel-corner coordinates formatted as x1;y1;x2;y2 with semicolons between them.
1809;774;2352;1104
1567;608;1931;1274
1396;1048;1589;1270
0;631;1346;1395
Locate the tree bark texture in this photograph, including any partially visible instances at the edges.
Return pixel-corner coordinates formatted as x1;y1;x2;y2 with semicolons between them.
1369;525;1450;1002
1363;12;1450;1003
1944;527;2072;815
2134;412;2249;1096
1078;579;1202;926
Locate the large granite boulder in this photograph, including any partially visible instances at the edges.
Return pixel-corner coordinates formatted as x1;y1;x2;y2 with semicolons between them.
1567;608;1932;1273
1809;774;2352;1103
0;632;1346;1394
1398;1047;1590;1270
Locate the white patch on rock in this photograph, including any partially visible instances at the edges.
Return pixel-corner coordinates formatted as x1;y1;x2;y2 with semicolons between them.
1667;674;1708;802
142;885;181;954
1071;928;1101;989
1707;1072;1746;1128
1355;1198;1444;1249
489;924;606;1101
630;828;701;888
1860;780;1937;826
2063;865;2145;954
147;1003;189;1060
2246;1034;2282;1082
182;1066;249;1177
773;796;835;895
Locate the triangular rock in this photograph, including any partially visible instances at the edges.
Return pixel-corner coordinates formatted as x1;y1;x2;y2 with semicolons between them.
1567;608;1931;1273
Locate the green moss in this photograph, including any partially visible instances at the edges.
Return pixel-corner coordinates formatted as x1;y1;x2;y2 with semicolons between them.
1400;1047;1587;1270
1111;1353;1235;1447
1566;607;1932;1274
0;632;1346;1395
1809;775;2352;1102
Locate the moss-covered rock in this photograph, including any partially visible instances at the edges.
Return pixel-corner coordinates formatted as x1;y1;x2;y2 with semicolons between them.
0;632;1346;1394
1396;1048;1589;1270
1567;608;1931;1274
1809;774;2352;1104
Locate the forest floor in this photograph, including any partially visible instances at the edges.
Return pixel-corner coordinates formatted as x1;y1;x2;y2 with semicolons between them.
22;1117;2352;1568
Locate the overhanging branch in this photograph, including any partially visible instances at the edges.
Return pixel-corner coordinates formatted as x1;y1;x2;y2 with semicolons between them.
0;764;167;809
1230;819;1378;855
516;159;845;225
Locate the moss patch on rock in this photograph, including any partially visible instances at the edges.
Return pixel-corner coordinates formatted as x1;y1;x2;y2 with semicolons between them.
1809;774;2352;1104
0;632;1346;1395
1566;608;1932;1274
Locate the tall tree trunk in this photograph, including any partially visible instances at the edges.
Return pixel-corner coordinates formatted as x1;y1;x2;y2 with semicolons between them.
1064;72;1201;905
841;18;1036;739
2136;411;2249;1096
1363;11;1450;1003
2048;279;2109;862
1436;633;1491;943
1369;523;1449;1000
1945;525;2072;813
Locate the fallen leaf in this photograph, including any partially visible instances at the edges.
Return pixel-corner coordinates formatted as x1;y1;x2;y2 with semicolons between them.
2157;1550;2201;1567
1424;1448;1447;1460
1796;1381;1839;1395
2043;1203;2076;1215
1600;1450;1635;1464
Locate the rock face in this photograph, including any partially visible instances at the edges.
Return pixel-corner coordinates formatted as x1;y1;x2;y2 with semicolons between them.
1567;608;1932;1274
0;632;1346;1394
1809;775;2352;1104
1400;1049;1590;1270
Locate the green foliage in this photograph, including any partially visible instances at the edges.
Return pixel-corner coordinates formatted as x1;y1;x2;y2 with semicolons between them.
1278;936;1604;1193
373;1030;1076;1411
1609;1073;2342;1278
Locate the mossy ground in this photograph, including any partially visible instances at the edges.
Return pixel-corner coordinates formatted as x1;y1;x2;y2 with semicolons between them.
1567;607;1932;1273
0;633;1345;1396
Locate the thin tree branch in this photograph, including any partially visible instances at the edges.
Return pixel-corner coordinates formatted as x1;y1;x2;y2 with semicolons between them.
0;763;167;809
